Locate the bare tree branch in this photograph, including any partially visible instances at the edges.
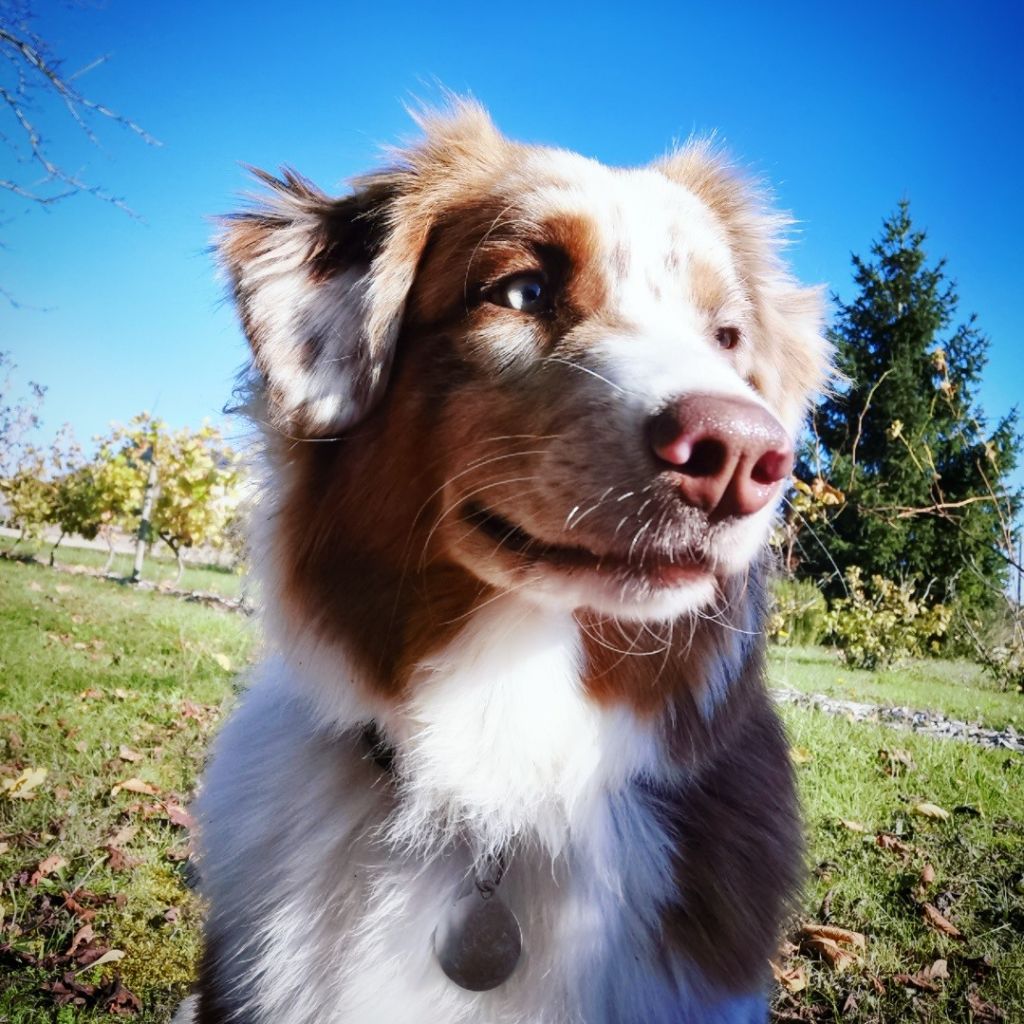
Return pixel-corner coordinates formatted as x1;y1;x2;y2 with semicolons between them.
847;366;893;488
0;4;160;302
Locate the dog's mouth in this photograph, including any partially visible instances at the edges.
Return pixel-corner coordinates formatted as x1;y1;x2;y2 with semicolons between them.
461;501;710;588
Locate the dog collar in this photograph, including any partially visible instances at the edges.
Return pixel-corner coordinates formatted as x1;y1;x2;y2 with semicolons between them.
359;723;523;991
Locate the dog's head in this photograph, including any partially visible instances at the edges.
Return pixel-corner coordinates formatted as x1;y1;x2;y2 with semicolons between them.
222;103;827;634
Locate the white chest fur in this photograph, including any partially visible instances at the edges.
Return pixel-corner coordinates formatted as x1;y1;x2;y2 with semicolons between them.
187;597;759;1024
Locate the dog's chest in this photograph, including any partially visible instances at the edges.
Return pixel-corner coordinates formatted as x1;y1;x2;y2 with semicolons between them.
194;600;758;1023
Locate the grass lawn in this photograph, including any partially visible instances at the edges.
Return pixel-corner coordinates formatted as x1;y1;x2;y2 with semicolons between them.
1;538;244;601
770;644;1022;733
1;559;1021;1022
0;558;251;1021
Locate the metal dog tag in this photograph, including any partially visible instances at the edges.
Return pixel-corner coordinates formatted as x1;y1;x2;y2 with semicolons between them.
433;871;522;991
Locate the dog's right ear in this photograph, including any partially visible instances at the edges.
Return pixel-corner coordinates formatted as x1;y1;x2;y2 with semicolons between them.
219;168;424;435
220;101;507;435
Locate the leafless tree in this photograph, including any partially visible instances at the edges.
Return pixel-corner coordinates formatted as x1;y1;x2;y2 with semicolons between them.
0;0;158;304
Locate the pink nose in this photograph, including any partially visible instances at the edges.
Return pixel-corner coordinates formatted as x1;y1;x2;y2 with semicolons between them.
648;394;793;520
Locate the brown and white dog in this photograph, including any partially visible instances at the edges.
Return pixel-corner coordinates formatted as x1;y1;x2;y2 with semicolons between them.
177;103;829;1024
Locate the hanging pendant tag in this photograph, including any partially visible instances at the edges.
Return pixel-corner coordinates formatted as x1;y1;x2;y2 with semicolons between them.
433;862;522;991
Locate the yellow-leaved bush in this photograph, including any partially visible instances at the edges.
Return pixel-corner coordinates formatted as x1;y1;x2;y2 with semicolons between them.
824;567;952;670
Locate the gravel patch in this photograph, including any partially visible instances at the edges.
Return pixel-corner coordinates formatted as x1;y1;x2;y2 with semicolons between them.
772;686;1023;754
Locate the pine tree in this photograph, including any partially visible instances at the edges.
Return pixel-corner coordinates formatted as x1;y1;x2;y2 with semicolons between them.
801;201;1020;615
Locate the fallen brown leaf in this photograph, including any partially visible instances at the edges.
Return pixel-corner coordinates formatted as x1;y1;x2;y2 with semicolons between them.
913;801;951;821
800;923;867;951
110;777;158;797
802;936;859;972
839;819;866;833
922;902;963;938
83;948;125;970
1;766;47;799
875;832;916;859
67;923;95;956
103;845;141;872
966;989;1007;1021
770;959;808;993
163;801;194;829
117;745;144;763
895;958;949;992
29;853;67;886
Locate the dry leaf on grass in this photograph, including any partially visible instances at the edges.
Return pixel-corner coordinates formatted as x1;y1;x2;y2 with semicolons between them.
875;832;917;859
913;801;951;821
117;745;144;763
83;948;125;970
2;766;47;798
770;960;808;993
922;902;962;938
29;854;67;886
840;819;866;833
67;923;95;955
966;990;1007;1021
799;923;865;972
163;801;194;829
103;845;141;872
914;862;938;900
894;958;949;992
789;747;813;765
212;652;232;671
110;777;158;797
800;923;866;951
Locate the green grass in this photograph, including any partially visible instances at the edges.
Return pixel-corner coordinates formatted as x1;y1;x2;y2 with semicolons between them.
0;558;252;1021
770;644;1022;732
1;538;243;600
776;706;1023;1022
1;558;1021;1022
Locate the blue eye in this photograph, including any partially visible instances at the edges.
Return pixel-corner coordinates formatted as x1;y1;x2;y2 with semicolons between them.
490;272;550;314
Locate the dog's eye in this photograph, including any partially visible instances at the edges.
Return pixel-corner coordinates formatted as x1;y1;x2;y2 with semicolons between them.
489;272;550;314
716;326;741;351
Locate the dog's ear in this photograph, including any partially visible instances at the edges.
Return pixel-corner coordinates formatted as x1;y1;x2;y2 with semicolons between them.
219;168;419;435
220;101;507;436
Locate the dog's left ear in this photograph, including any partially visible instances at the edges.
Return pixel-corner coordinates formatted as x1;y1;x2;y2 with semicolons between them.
219;167;428;435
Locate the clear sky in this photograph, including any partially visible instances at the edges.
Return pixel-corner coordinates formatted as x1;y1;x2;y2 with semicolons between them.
2;0;1022;487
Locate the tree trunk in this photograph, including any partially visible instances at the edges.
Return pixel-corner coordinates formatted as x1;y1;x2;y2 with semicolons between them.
173;544;185;585
101;529;116;573
49;531;65;566
131;448;158;583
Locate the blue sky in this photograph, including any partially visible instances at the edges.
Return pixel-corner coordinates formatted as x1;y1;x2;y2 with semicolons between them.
2;0;1022;487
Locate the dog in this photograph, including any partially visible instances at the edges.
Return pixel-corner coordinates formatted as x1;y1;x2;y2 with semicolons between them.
175;102;828;1024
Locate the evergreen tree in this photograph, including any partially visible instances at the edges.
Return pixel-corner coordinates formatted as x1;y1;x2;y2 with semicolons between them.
802;201;1020;615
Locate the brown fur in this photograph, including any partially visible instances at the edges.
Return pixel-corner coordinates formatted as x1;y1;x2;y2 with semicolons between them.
208;103;822;1015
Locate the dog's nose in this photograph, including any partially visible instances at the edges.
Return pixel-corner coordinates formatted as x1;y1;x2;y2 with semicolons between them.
648;394;793;519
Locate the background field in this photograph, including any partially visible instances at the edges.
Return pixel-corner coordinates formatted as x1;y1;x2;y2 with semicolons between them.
1;558;1021;1023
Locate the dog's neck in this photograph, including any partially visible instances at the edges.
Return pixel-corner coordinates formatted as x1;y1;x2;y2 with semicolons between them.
267;564;764;858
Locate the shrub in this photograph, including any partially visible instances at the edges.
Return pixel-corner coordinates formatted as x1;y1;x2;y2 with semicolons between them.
824;567;952;670
768;578;828;646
